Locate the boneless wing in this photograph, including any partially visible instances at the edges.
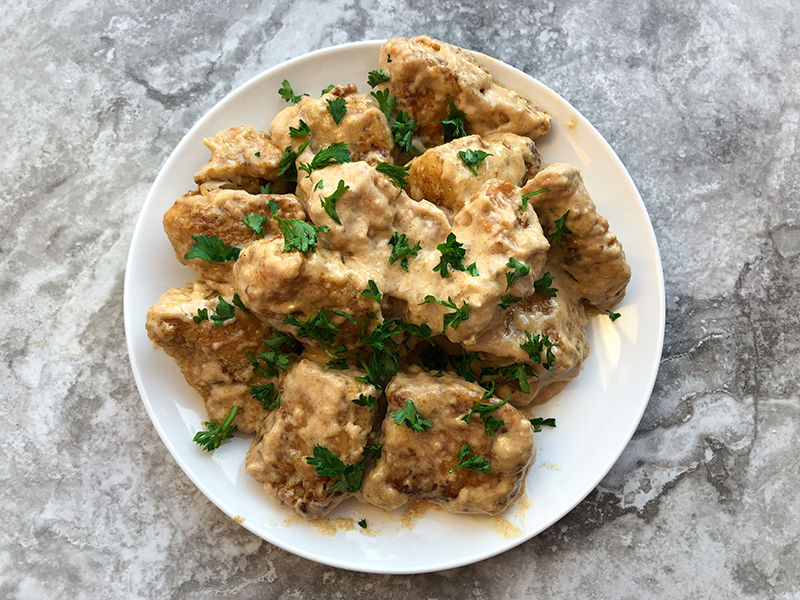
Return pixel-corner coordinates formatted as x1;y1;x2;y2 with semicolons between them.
522;163;631;312
246;359;381;518
360;369;534;514
379;36;551;151
145;279;277;433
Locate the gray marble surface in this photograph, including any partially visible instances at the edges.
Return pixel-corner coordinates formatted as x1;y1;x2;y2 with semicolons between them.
2;0;799;598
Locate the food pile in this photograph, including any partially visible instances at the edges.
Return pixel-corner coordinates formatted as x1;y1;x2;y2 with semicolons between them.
146;36;631;519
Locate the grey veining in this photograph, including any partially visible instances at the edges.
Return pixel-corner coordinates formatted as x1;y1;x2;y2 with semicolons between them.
2;0;799;598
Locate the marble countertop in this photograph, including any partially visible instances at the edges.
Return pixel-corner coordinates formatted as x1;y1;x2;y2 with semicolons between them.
2;0;799;598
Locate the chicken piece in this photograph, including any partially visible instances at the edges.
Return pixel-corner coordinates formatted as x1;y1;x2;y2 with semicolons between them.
379;36;551;152
246;359;381;519
360;369;534;514
145;279;278;433
406;133;542;215
269;84;394;169
194;126;284;193
233;237;375;348
394;179;549;346
465;263;589;407
163;187;305;285
522;164;631;312
296;161;399;257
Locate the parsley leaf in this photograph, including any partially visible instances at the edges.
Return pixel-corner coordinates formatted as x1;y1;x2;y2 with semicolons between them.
505;257;530;289
498;294;523;310
520;330;559;371
395;320;432;341
520;187;548;210
358;519;368;529
606;309;622;321
277;139;310;183
321;84;335;94
361;280;382;304
549;210;572;243
352;393;378;411
376;162;410;187
440;98;467;142
392;111;417;154
449;443;490;473
420;343;450;372
451;349;478;383
184;234;240;263
326;97;348;124
210;296;236;326
284;309;341;347
389;400;433;432
248;333;298;377
530;416;557;432
259;182;273;194
250;383;281;411
193;308;209;324
363;444;383;460
500;362;536;394
193;406;238;452
305;445;365;494
420;295;470;333
388;231;421;271
434;233;469;278
243;212;269;237
278;79;307;104
298;142;352;175
367;69;390;87
320;179;349;225
370;88;397;122
289;120;311;137
534;271;558;298
273;216;329;253
462;396;509;436
457;148;492;176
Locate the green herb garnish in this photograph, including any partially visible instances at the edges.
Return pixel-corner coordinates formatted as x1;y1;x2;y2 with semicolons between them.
305;445;365;494
520;187;548;210
388;231;421;271
457;148;492;176
549;210;572;243
530;417;557;432
193;406;238;452
440;98;467;142
320;179;349;225
278;79;308;104
389;400;433;432
505;256;530;289
534;271;558;298
184;234;240;263
367;69;390;87
326;97;348;124
419;295;470;333
250;383;281;411
289;120;311;137
376;162;410;187
449;443;490;473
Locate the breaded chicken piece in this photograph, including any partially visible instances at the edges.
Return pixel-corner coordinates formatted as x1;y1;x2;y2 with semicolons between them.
246;359;381;518
379;36;551;152
194;126;284;193
233;237;374;348
522;164;631;312
163;187;305;285
270;84;394;169
397;179;549;346
145;279;278;433
360;369;534;514
465;263;589;407
406;133;542;214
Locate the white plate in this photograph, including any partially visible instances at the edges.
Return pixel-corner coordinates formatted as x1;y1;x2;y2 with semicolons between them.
124;40;665;574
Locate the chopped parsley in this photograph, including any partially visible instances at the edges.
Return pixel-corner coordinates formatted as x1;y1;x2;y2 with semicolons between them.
278;79;308;104
440;98;467;142
242;212;269;237
505;256;530;289
297;142;352;175
247;331;299;378
549;210;572;243
392;111;417;154
530;417;557;432
326;97;348;124
184;234;240;263
352;393;378;411
367;69;391;87
321;84;336;94
500;362;536;393
273;217;329;254
450;349;478;383
277;139;310;182
284;309;341;347
389;400;433;432
289;120;311;137
520;331;559;371
462;395;509;436
433;233;472;278
375;162;410;187
193;406;238;452
259;182;273;194
358;519;368;529
370;88;397;122
363;444;383;460
250;383;281;411
420;295;470;333
388;231;421;271
520;187;548;210
498;294;523;310
457;148;492;176
320;179;349;225
534;271;558;298
449;443;490;473
361;280;382;304
606;310;622;321
305;445;365;494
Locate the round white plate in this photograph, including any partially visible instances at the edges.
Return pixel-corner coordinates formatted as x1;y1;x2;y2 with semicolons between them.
124;40;665;574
